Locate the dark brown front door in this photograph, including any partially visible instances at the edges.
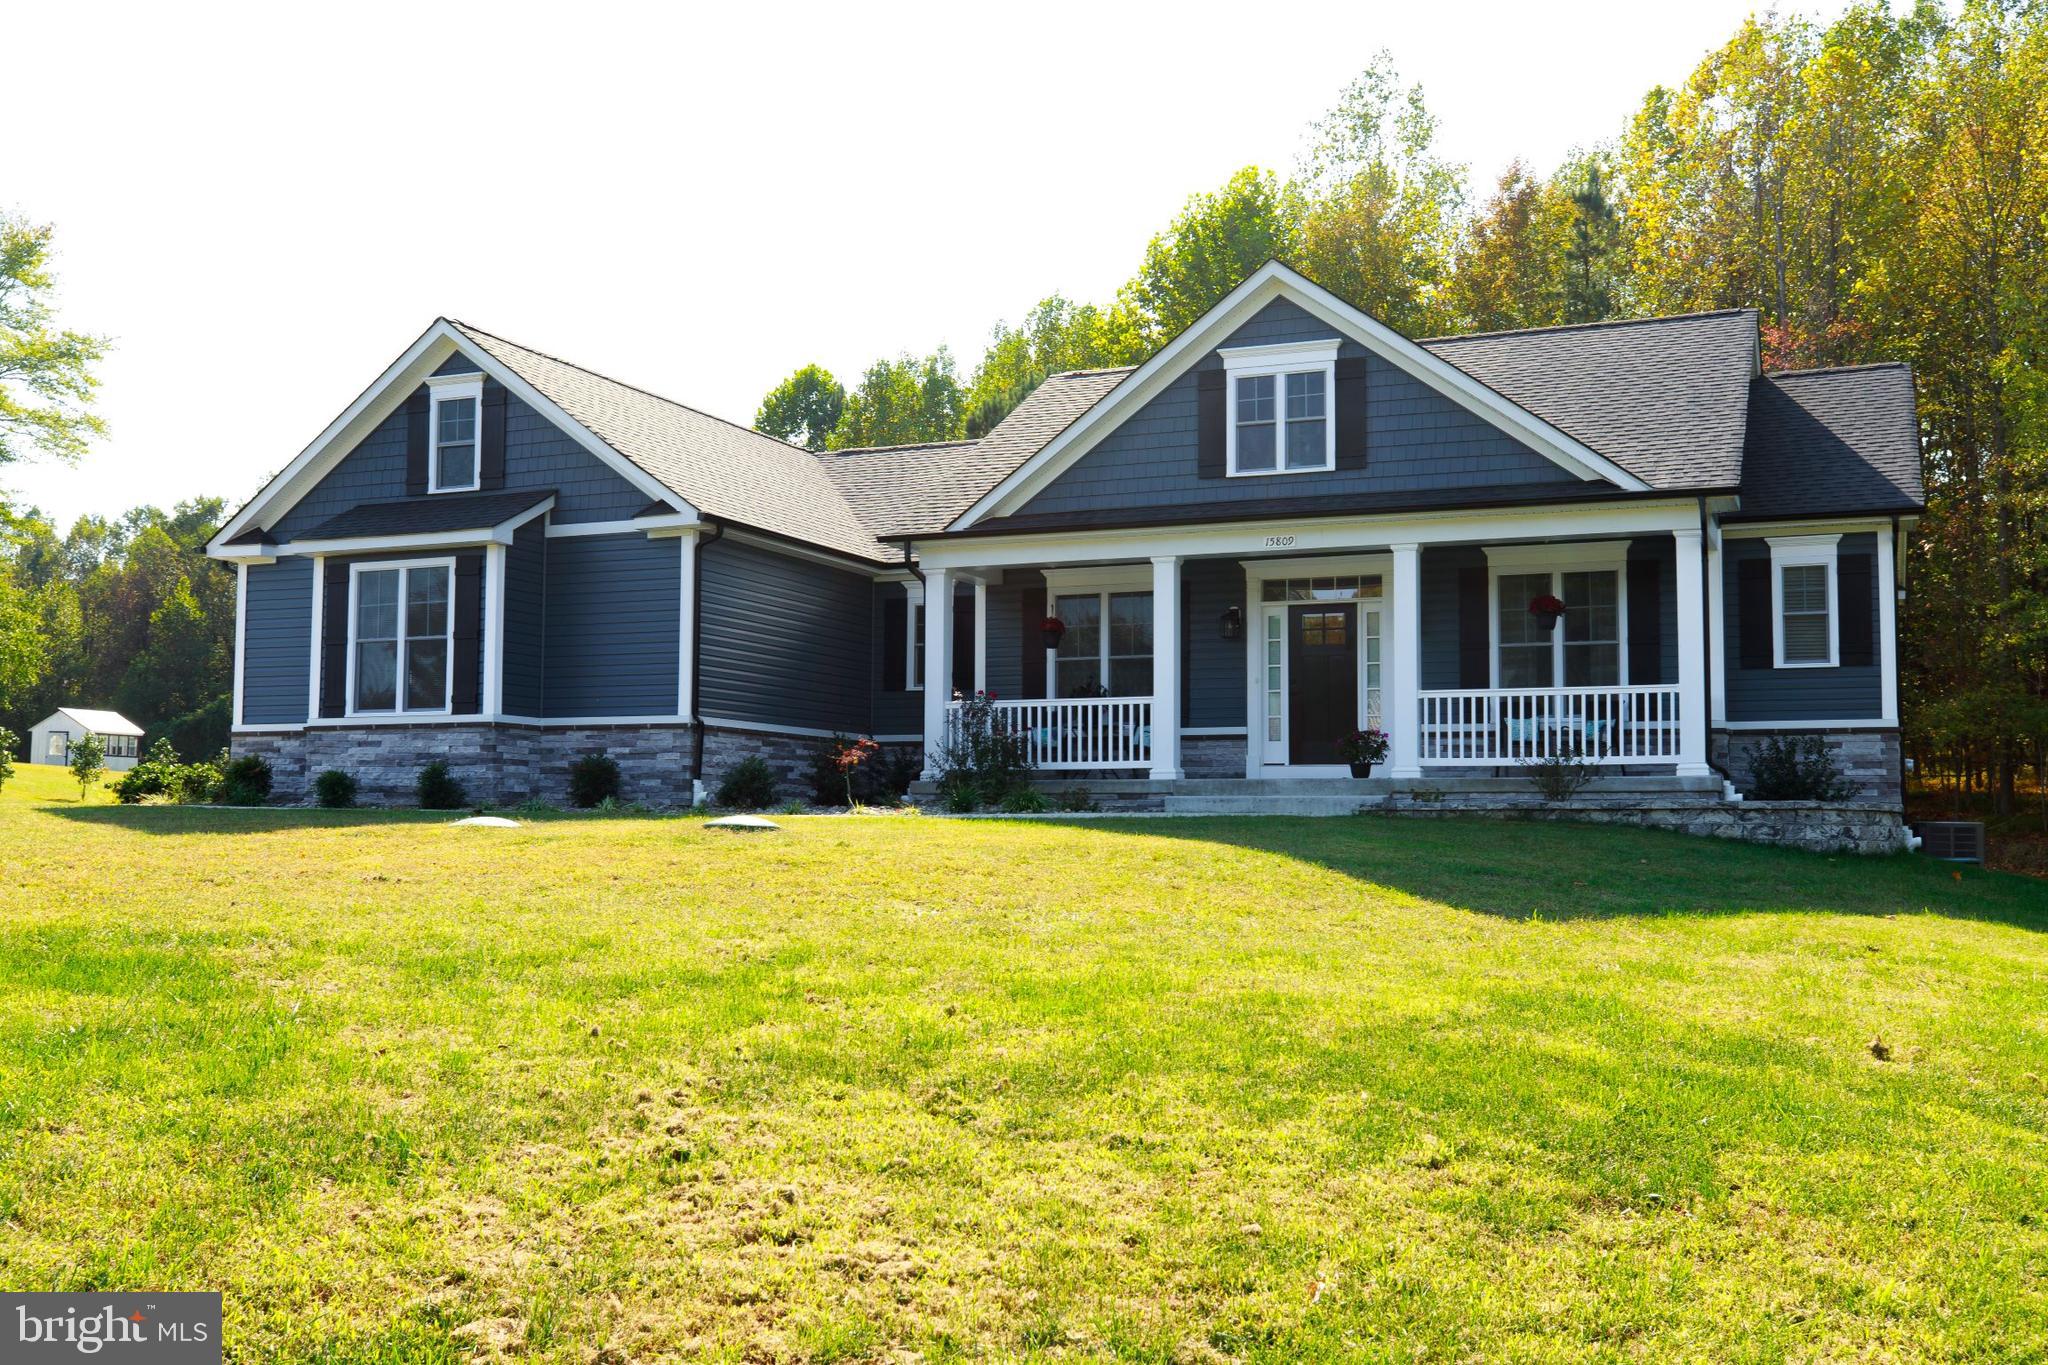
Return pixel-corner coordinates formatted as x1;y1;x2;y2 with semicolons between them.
1288;604;1357;765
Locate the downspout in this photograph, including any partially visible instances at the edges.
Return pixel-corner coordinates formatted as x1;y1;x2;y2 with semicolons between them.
688;521;725;797
901;539;926;756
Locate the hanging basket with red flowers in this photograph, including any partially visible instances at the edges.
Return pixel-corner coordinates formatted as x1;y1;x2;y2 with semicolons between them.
1527;593;1567;630
1039;616;1067;649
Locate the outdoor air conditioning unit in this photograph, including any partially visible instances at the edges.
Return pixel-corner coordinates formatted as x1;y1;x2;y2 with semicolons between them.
1915;821;1985;864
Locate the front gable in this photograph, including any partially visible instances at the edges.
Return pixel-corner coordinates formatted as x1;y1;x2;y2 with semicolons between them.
953;262;1648;530
1015;299;1580;522
270;348;652;541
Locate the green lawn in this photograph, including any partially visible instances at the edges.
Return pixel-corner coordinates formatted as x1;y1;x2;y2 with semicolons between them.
1;764;2045;1362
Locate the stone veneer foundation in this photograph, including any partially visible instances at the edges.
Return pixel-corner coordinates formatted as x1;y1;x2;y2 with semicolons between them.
1712;726;1902;807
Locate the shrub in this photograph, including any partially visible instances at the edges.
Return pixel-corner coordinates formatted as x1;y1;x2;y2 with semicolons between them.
1520;731;1604;802
0;727;14;794
714;756;777;810
1746;734;1855;801
998;786;1051;814
568;752;622;808
805;735;882;807
932;691;1033;812
218;753;273;806
1053;785;1098;813
116;738;183;803
314;769;357;808
417;760;468;810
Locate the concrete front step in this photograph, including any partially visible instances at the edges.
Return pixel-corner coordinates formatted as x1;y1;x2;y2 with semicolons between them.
1165;795;1375;816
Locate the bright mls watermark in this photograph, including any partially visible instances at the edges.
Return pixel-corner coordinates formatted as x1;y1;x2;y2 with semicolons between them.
2;1295;220;1363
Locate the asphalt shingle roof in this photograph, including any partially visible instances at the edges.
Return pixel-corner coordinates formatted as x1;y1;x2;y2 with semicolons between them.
1737;364;1923;519
1420;309;1759;491
302;489;555;541
451;323;892;563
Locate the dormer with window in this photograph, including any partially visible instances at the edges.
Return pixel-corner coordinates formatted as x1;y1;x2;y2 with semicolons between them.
1219;340;1340;476
425;373;484;493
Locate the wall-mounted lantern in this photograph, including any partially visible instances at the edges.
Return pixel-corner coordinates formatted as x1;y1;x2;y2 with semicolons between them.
1219;605;1244;640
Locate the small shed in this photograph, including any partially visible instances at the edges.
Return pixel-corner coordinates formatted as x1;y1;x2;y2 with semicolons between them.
28;708;146;770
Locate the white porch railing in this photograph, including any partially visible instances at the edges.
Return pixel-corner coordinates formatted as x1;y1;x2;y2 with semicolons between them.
1417;685;1683;765
949;696;1153;771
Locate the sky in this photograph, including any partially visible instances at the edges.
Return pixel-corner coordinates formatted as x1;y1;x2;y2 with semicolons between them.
7;0;1880;529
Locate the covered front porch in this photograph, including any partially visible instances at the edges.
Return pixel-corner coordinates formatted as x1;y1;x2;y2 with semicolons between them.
912;501;1716;792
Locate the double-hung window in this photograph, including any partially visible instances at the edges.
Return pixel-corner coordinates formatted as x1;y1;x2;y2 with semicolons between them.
426;375;483;493
350;560;453;714
1221;340;1338;476
907;597;926;691
1048;574;1154;697
1489;549;1628;688
1768;535;1839;667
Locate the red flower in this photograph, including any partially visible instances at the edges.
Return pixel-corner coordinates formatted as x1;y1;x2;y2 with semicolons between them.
1528;594;1566;617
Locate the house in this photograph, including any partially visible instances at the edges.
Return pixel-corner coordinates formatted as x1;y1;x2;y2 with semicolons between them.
29;708;145;771
207;262;1922;827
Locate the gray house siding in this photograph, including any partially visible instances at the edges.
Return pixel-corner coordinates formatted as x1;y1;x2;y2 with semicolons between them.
543;534;680;717
870;581;922;738
241;557;313;724
272;351;649;539
1015;299;1576;520
503;521;546;716
1184;559;1247;728
699;538;871;734
1724;532;1883;721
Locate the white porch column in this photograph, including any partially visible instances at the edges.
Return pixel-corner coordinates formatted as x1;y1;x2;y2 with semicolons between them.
920;567;955;779
1388;543;1423;778
483;542;508;716
1150;555;1183;780
676;529;699;719
1673;527;1711;776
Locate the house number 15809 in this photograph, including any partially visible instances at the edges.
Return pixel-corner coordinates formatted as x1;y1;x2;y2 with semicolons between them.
1263;534;1297;548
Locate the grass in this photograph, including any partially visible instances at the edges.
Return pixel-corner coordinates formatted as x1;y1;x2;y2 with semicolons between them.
0;763;2045;1362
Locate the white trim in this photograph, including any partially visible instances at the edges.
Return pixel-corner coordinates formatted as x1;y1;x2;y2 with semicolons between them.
232;562;249;728
677;528;698;717
1721;517;1892;539
1481;541;1631;573
208;320;691;555
1485;553;1630;690
426;375;484;494
1768;534;1840;669
919;568;954;777
1183;726;1249;737
1387;544;1422;778
952;261;1647;529
903;581;926;692
1220;339;1339;478
1717;720;1900;732
1041;563;1154;591
1706;533;1727;726
1044;578;1159;700
1150;555;1182;780
482;542;507;716
1237;552;1389;579
1876;526;1899;724
307;554;326;721
1671;528;1710;775
279;496;555;557
344;556;458;719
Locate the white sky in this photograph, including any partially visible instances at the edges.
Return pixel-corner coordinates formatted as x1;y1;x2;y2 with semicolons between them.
7;0;1874;529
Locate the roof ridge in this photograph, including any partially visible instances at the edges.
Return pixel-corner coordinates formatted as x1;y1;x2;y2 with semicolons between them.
1049;365;1138;379
1764;361;1911;379
1420;308;1759;345
824;440;982;456
448;319;818;458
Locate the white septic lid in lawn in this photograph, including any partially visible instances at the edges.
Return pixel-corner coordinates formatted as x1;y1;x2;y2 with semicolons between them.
704;814;779;832
451;815;521;828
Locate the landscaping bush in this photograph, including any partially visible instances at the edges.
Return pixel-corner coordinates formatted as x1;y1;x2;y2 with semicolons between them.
998;786;1051;814
1746;734;1855;801
932;690;1033;811
218;753;273;806
806;734;884;807
416;760;468;810
314;769;358;808
1052;785;1098;813
115;739;182;803
568;752;622;808
1520;731;1604;802
714;756;777;810
0;727;13;795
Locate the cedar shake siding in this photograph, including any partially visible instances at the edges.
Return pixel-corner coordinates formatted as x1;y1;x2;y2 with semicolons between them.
542;533;681;717
1013;298;1577;522
698;537;872;735
1723;532;1883;721
272;350;647;540
240;557;315;724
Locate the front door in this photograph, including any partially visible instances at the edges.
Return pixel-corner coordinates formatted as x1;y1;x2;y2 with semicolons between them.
1287;605;1357;765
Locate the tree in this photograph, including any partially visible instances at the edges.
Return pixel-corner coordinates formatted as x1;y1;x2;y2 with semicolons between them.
962;294;1144;436
67;730;104;800
827;350;965;450
1562;161;1622;323
755;364;845;451
0;212;111;466
0;726;14;792
1120;167;1301;345
1446;161;1573;332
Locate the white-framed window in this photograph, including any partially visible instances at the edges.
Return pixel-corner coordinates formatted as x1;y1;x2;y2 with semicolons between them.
1769;534;1840;668
104;735;137;759
1220;340;1339;477
347;558;455;715
1486;546;1630;688
907;596;926;691
47;730;68;761
425;374;484;494
1044;567;1154;697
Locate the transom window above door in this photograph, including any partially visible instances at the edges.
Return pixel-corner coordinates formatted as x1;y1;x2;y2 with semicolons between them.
350;561;453;715
1261;574;1383;602
425;374;484;493
1220;339;1340;477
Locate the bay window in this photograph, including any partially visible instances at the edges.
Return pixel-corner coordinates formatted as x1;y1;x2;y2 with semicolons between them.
350;560;453;714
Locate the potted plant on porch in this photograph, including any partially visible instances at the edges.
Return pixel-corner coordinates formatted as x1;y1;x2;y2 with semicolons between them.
1039;616;1066;650
1339;727;1389;779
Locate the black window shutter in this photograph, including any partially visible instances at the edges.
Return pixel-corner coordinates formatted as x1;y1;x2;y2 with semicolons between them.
451;552;484;714
480;383;508;490
881;595;907;691
1627;556;1663;684
404;390;430;496
1457;564;1490;688
1335;355;1369;470
1196;368;1227;479
1019;585;1046;698
1838;552;1875;666
1737;557;1773;669
952;590;974;696
319;559;349;717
